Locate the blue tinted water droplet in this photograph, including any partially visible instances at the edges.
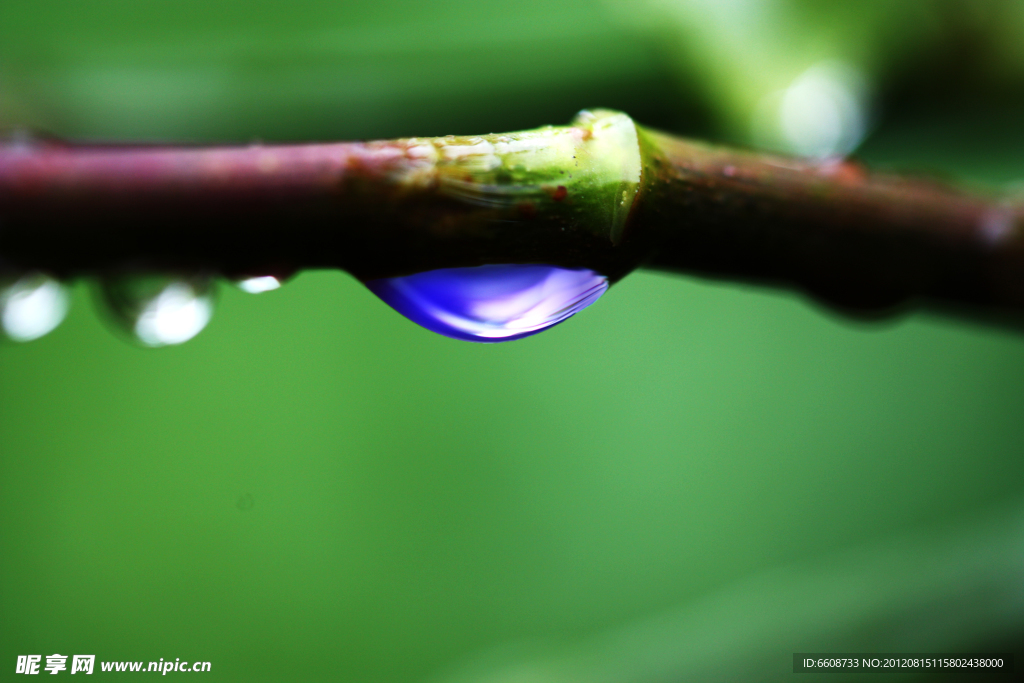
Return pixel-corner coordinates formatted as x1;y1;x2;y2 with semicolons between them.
365;264;607;342
0;272;70;342
98;274;215;347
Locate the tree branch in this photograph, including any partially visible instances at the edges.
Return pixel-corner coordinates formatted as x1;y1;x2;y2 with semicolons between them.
2;110;1022;325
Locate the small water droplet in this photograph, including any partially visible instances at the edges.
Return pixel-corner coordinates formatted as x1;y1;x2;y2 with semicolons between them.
0;272;70;342
365;264;607;342
99;274;215;347
234;275;283;294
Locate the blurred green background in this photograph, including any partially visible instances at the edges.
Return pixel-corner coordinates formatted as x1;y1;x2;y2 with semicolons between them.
3;1;1024;681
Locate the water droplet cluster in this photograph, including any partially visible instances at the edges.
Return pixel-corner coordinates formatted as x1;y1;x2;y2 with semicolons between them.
1;265;608;346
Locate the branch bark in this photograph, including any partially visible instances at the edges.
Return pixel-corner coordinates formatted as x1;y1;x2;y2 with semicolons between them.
634;129;1024;321
2;110;1022;325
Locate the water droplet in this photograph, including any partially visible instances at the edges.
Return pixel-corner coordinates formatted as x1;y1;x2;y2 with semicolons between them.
0;272;70;342
365;264;607;342
234;275;283;294
99;274;215;347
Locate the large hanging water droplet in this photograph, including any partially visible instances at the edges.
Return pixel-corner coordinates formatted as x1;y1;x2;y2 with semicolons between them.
0;272;70;342
98;274;215;347
365;264;608;342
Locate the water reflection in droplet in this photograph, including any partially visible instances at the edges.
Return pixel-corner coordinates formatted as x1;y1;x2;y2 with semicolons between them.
0;272;70;342
365;264;608;342
99;274;215;347
235;275;283;294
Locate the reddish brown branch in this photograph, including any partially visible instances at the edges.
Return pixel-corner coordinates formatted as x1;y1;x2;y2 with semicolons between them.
633;129;1024;321
2;114;1023;326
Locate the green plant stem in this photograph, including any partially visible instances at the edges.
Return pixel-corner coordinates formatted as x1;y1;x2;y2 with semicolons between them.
1;110;1022;324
